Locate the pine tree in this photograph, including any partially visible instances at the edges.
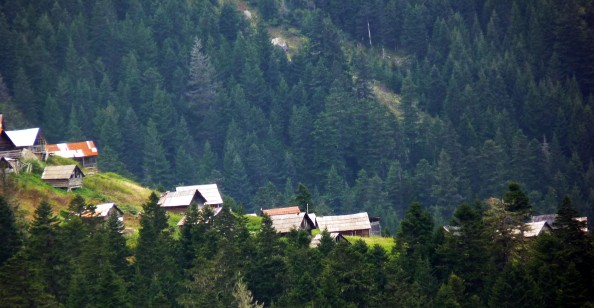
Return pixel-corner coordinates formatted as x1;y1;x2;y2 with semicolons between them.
396;201;434;259
294;183;311;212
0;196;20;265
134;192;179;306
142;119;172;188
186;37;218;120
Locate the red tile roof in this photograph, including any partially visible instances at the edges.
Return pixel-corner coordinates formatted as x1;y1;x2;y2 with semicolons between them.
46;141;98;158
262;206;301;216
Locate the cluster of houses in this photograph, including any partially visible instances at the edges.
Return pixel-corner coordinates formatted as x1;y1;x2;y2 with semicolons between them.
155;181;383;245
259;206;382;247
0;114;99;190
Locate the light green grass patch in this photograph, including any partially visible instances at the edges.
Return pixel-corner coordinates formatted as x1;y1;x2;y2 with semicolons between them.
345;236;395;252
245;215;263;233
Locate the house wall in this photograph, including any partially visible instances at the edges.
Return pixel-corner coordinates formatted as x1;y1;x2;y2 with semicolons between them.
163;206;188;214
0;133;15;151
338;229;370;237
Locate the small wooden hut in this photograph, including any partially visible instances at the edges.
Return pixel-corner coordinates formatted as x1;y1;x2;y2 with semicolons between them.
41;164;85;190
316;212;373;237
0;156;17;174
310;232;349;248
81;203;124;222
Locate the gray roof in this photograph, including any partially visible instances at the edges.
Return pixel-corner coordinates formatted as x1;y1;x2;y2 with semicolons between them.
309;232;348;248
316;212;371;233
176;184;223;205
270;213;312;234
41;165;83;180
158;190;205;208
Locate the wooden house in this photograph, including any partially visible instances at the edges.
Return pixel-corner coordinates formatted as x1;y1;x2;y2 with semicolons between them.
532;214;589;233
158;189;207;213
175;184;224;209
262;206;301;216
45;141;98;168
81;203;124;222
520;221;553;238
310;232;349;248
4;127;46;159
0;156;17;174
0;115;16;153
316;212;373;237
270;213;315;235
41;164;85;190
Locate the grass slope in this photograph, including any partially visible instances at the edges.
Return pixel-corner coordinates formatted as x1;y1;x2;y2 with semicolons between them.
1;160;152;229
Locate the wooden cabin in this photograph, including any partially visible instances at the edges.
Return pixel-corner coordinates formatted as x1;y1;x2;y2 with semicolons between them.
175;184;223;208
261;206;301;216
310;232;350;248
269;212;315;235
532;214;589;233
519;221;553;238
81;203;124;222
0;114;14;152
45;141;98;168
4;128;46;159
158;189;207;213
41;164;85;190
316;213;373;237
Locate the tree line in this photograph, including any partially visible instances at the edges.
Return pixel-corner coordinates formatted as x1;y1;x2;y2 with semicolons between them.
1;182;593;307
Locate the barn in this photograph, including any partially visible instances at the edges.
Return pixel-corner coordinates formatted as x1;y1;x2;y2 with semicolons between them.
41;164;85;190
316;213;373;237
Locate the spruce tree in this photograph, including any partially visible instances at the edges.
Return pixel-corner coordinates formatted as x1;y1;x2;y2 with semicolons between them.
0;196;20;265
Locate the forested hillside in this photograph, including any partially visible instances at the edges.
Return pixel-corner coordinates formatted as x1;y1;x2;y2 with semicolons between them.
1;0;594;232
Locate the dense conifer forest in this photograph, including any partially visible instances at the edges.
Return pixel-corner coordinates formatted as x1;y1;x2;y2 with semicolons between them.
1;0;594;306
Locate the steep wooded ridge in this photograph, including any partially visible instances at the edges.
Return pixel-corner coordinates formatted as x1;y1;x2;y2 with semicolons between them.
0;0;593;231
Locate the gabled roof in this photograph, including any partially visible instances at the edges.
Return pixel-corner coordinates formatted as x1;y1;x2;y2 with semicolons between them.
94;203;123;217
81;203;123;218
270;213;314;234
316;213;372;233
159;189;206;208
522;221;552;238
176;184;223;205
46;141;98;158
41;165;84;180
532;214;588;232
262;206;301;216
5;128;40;147
310;232;349;248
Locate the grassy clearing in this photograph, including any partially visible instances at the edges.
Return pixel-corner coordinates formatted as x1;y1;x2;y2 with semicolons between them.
373;85;401;119
1;165;152;231
345;236;396;252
